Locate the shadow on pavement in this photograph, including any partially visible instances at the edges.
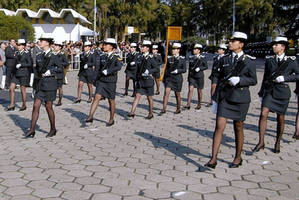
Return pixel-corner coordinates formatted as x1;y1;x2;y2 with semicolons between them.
135;131;212;172
7;114;48;134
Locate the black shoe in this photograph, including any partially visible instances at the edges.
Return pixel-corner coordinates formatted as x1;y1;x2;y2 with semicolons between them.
85;118;93;123
174;110;181;114
145;115;154;120
195;105;201;110
204;162;217;169
56;102;62;106
272;149;280;154
74;99;81;104
123;92;128;96
106;120;115;127
183;106;190;110
229;159;243;168
131;93;136;97
155;91;160;95
158;110;166;116
206;102;212;107
87;99;92;103
5;106;15;111
295;135;299;140
19;106;27;111
46;130;57;138
23;131;35;139
128;114;135;118
252;144;265;153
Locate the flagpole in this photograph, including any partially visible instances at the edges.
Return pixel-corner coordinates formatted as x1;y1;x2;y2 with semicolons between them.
94;0;97;42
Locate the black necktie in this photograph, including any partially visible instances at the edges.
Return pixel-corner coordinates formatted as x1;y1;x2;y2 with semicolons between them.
233;55;238;64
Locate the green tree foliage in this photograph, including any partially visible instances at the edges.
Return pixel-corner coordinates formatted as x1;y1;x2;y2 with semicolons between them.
0;13;34;41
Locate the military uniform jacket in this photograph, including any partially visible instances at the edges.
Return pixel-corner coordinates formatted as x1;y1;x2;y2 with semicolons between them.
188;54;208;78
164;55;186;82
15;50;32;77
54;51;69;80
213;54;257;104
153;53;163;66
135;53;158;86
209;54;223;81
258;55;299;100
78;51;95;78
96;53;123;83
36;50;62;91
125;52;139;78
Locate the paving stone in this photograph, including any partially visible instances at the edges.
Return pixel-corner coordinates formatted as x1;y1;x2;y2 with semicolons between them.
231;180;259;189
248;188;278;197
83;184;110;193
54;182;83;191
141;189;171;199
61;190;92;200
1;178;29;187
32;188;62;198
10;195;40;200
203;193;234;200
188;184;217;194
158;181;186;191
75;177;102;185
4;186;33;196
91;193;122;200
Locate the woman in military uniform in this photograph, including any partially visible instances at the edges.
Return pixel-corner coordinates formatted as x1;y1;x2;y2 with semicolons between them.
53;41;69;106
160;43;186;115
74;41;95;104
207;44;227;107
152;44;163;95
127;40;158;119
85;38;123;126
253;36;299;153
6;39;32;111
124;42;139;97
205;32;257;169
184;44;207;110
24;34;62;138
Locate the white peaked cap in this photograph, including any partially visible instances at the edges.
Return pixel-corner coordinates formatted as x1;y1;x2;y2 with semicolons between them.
130;42;137;47
55;40;63;46
105;38;117;44
142;40;152;46
272;36;289;45
152;45;158;49
172;42;181;48
219;44;227;49
17;39;26;44
39;33;53;39
230;31;248;40
84;41;92;46
194;44;203;49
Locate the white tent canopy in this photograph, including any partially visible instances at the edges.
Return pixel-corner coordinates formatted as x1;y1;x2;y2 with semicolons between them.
33;23;96;42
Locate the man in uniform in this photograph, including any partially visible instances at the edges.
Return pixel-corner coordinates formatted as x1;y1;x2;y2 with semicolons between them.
152;44;163;95
53;40;69;106
24;34;62;138
127;40;158;119
160;42;186;115
253;36;299;153
205;32;257;169
6;39;32;111
85;38;123;126
207;44;227;107
184;44;208;110
124;42;139;97
5;38;17;89
74;41;95;103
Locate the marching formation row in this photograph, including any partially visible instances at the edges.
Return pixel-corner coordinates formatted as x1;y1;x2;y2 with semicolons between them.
2;31;298;169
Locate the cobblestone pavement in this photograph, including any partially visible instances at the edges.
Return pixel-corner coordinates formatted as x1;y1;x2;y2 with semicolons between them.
0;61;298;200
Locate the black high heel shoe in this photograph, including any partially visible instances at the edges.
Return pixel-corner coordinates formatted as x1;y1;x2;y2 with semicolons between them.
195;105;201;110
46;130;57;138
229;159;243;168
183;106;190;110
174;110;181;114
273;149;280;154
23;131;35;139
145;114;154;120
87;99;92;103
5;106;15;111
106;120;115;127
204;162;217;169
128;114;135;118
74;99;81;104
19;106;27;111
85;118;93;123
252;144;265;153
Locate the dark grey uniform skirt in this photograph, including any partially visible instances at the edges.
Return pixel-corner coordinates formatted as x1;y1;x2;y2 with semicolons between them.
163;77;183;92
125;69;136;80
95;81;116;99
79;74;94;84
153;69;161;79
217;98;250;121
136;86;154;96
35;90;57;102
11;75;29;86
262;94;289;115
57;79;63;88
188;76;204;89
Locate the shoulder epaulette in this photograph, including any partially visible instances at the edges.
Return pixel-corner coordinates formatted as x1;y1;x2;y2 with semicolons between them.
287;56;296;61
167;56;172;58
245;54;256;60
148;54;153;58
90;52;94;54
223;53;230;58
179;56;185;59
265;55;275;59
36;52;43;56
24;50;29;53
199;55;205;58
189;55;195;58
